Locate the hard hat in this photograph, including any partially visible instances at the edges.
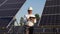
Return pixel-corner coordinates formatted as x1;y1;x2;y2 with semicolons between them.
28;7;33;10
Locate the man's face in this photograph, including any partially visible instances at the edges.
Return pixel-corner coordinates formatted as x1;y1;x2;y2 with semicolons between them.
28;10;32;14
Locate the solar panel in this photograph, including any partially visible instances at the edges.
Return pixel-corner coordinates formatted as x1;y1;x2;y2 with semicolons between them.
0;0;26;27
0;0;26;16
0;0;26;34
39;0;60;33
40;0;60;25
0;17;13;27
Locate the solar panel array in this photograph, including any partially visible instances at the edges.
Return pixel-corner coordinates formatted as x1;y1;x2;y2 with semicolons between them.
0;0;26;34
37;0;60;34
40;0;60;25
0;0;26;27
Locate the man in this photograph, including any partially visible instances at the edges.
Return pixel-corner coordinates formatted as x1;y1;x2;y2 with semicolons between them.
24;7;36;34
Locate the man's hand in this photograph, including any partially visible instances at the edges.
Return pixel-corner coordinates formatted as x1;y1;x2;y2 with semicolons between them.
29;17;36;23
27;17;36;23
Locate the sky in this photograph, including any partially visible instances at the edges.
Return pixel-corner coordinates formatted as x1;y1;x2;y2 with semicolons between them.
14;0;46;26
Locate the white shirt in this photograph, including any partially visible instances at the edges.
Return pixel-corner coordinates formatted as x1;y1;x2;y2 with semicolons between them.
24;14;36;26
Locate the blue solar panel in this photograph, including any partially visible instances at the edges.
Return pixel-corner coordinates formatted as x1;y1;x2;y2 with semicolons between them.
0;0;26;34
0;17;13;27
40;0;60;25
0;0;26;16
40;0;60;33
0;0;26;27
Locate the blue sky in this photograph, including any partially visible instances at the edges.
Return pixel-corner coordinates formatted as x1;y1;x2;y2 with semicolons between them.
15;0;46;25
